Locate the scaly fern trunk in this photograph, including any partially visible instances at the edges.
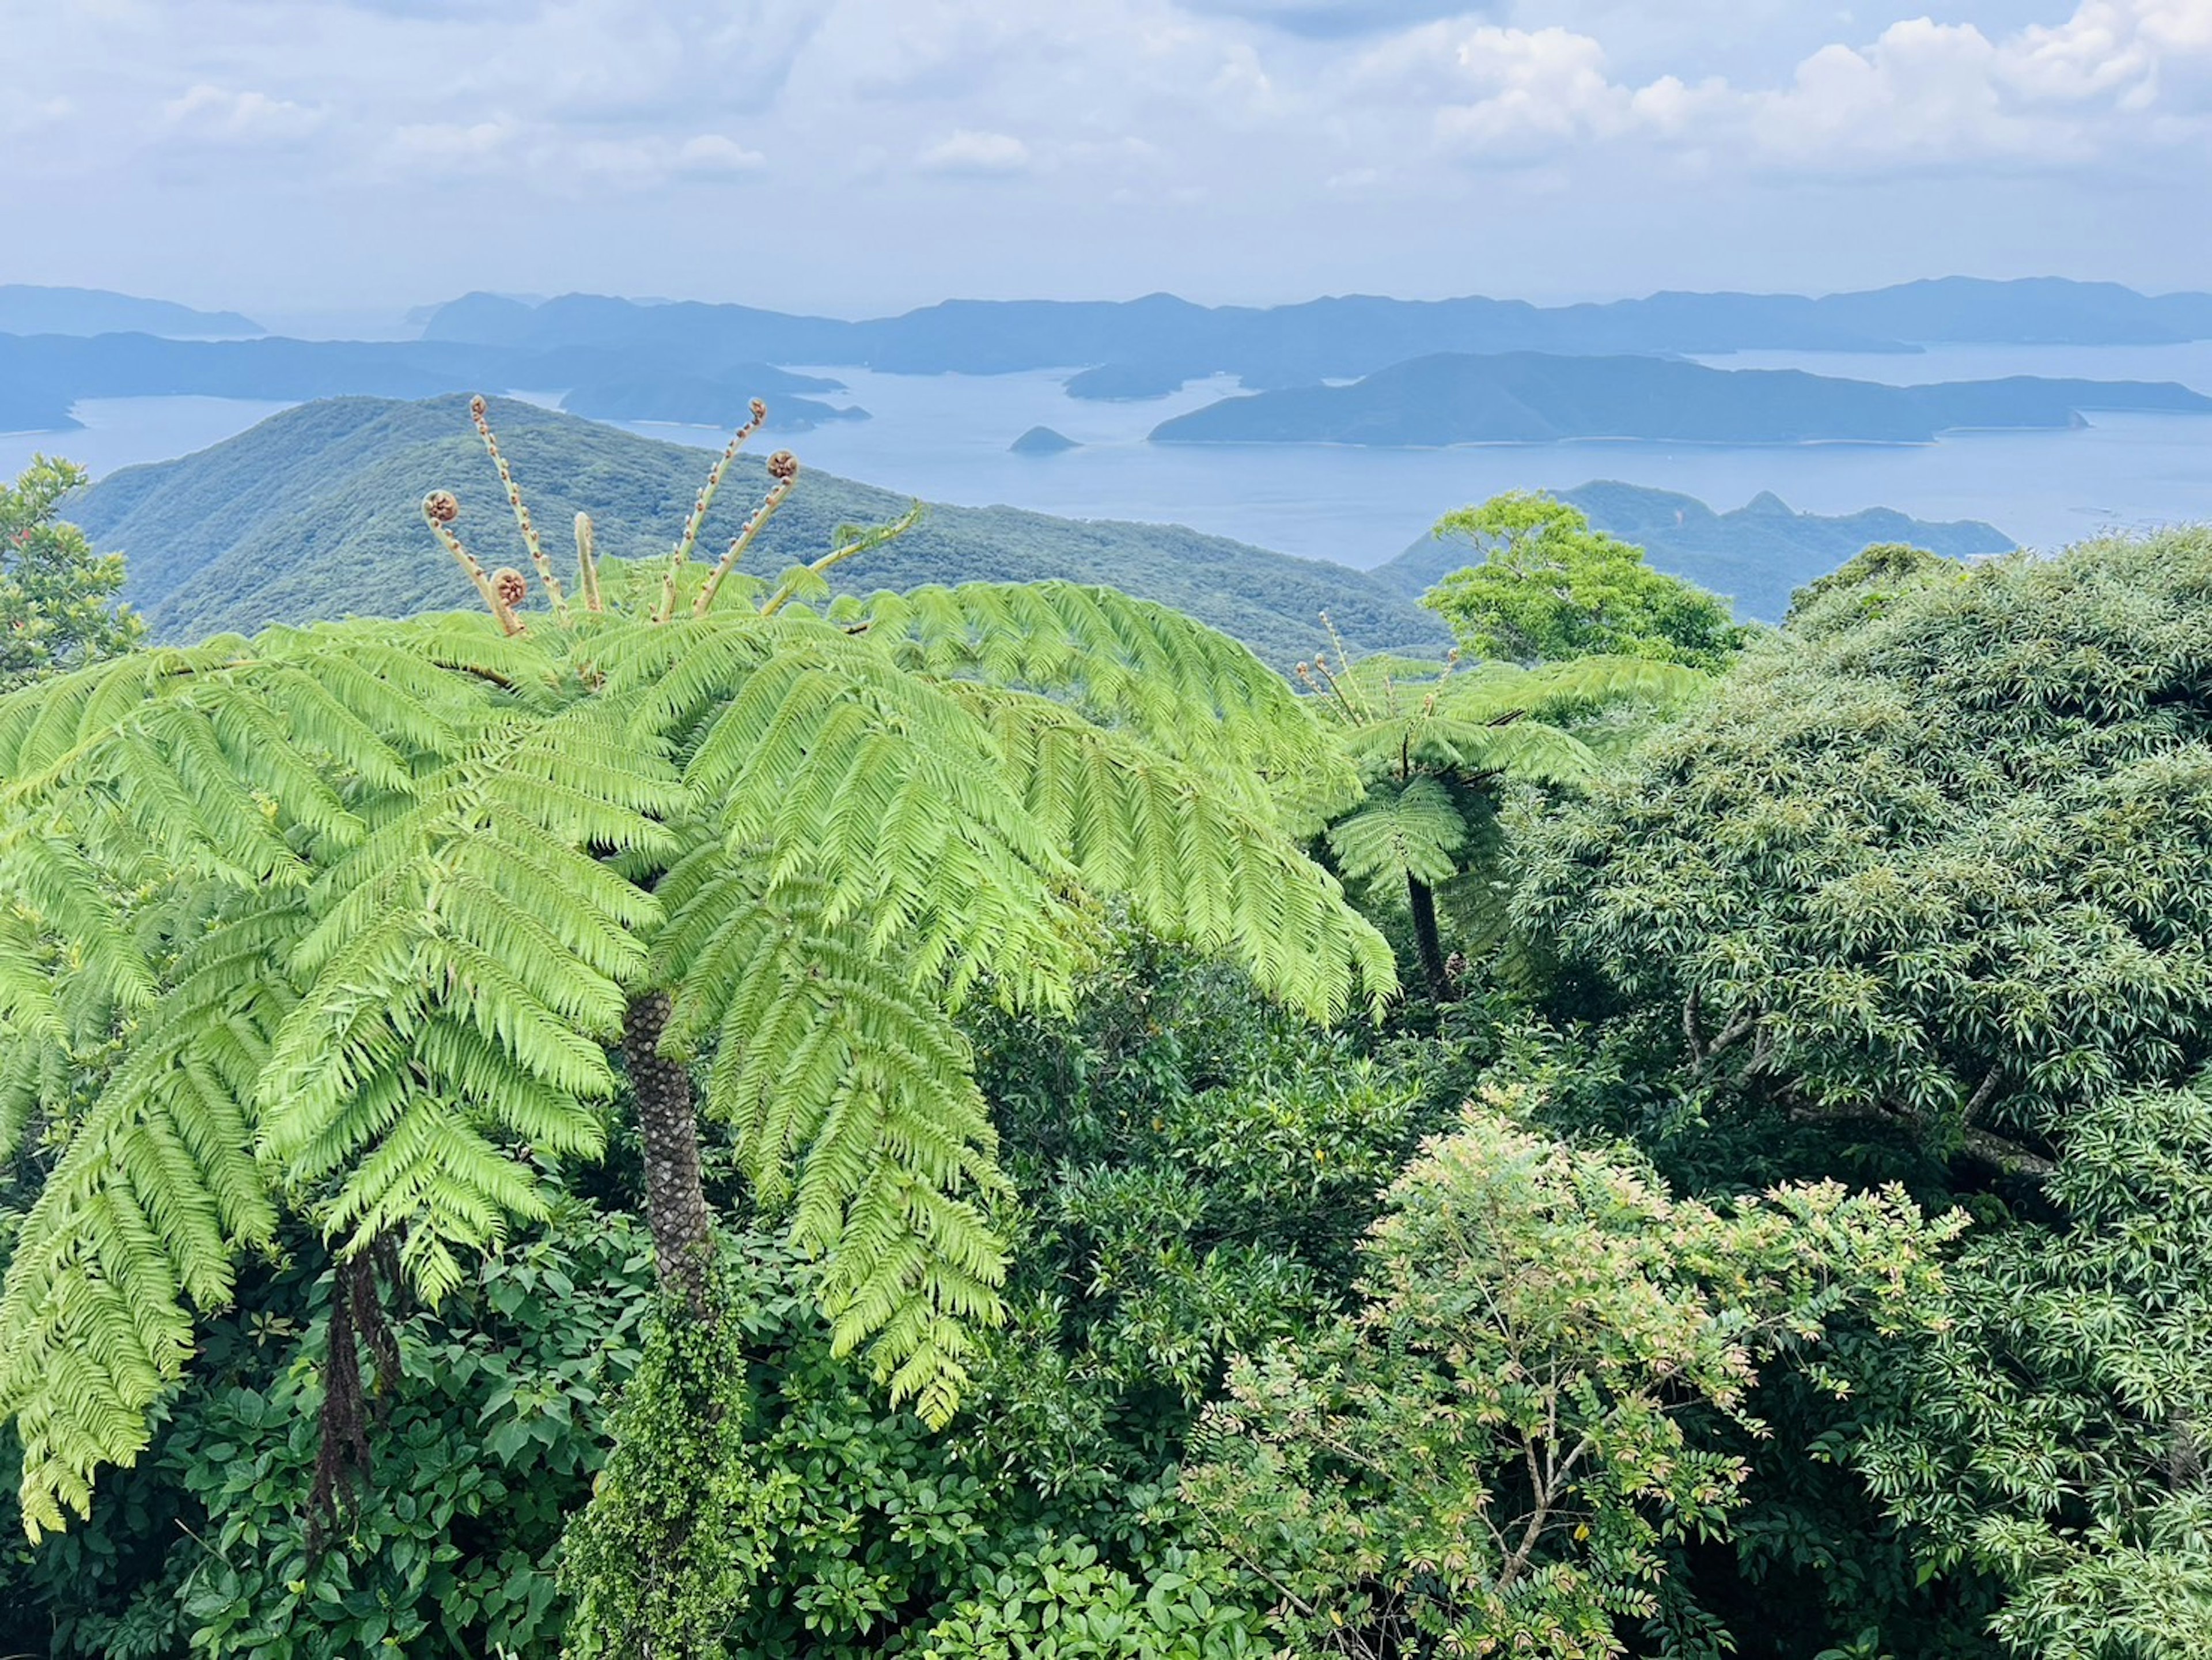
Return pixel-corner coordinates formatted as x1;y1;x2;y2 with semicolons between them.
622;992;714;1317
1406;875;1456;1003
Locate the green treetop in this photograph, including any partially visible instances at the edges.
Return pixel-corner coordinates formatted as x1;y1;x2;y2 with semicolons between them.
0;457;143;690
1422;491;1745;670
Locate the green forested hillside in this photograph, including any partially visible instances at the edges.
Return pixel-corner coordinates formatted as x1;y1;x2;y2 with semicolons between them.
70;394;1445;665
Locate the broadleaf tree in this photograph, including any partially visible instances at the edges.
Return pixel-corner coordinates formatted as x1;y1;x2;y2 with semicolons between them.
1421;491;1747;671
0;397;1395;1537
0;456;145;690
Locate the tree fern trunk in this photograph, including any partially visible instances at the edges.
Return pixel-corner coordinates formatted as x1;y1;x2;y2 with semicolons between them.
1406;875;1456;1003
622;992;714;1317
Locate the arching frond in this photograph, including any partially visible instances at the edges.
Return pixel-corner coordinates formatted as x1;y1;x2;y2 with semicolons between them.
846;581;1351;797
653;873;1007;1427
1327;776;1469;894
259;704;680;1297
0;899;292;1539
959;686;1397;1023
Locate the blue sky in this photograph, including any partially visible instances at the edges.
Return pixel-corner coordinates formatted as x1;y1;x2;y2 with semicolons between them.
5;0;2209;320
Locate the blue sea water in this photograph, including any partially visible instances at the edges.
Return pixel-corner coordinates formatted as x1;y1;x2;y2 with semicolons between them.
7;344;2211;573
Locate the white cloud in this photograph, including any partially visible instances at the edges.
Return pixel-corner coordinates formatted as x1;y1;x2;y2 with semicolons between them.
671;134;769;177
571;131;769;181
1359;1;2212;172
915;127;1033;175
160;83;325;143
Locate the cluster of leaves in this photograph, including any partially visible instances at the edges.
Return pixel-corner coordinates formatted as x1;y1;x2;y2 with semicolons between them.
0;1204;654;1658
0;456;143;689
1513;528;2212;1654
1180;1086;1959;1660
1421;493;1747;671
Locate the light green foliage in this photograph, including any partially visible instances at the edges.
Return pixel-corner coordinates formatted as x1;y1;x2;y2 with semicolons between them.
915;1540;1267;1659
0;452;1392;1535
1181;1090;1959;1660
1422;491;1747;670
0;457;145;690
1783;540;1967;630
1858;1081;2212;1659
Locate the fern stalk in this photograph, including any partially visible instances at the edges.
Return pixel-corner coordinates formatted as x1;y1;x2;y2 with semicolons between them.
422;492;523;635
469;395;569;625
692;452;799;618
574;512;604;614
658;400;767;623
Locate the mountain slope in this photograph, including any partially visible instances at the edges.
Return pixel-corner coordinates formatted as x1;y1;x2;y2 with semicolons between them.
69;395;1446;668
1374;482;2018;622
1148;353;2212;447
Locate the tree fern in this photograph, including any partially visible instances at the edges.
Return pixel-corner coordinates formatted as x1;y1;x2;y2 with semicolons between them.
0;398;1397;1530
1297;633;1707;997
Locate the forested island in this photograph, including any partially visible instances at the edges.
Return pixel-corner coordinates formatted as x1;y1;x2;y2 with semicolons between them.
2;399;2206;1660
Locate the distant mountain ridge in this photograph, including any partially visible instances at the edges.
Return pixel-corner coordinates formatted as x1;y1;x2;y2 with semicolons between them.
0;285;264;342
1375;482;2017;622
12;277;2212;438
1147;352;2212;447
67;395;1446;668
421;277;2212;392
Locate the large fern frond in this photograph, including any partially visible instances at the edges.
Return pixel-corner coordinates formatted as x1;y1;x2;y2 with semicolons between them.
652;872;1007;1426
0;898;292;1538
1326;775;1469;894
259;704;679;1298
844;582;1354;801
959;686;1397;1022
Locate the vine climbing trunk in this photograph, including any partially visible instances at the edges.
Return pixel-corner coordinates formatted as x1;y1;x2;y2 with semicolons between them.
622;991;714;1318
1406;875;1457;1003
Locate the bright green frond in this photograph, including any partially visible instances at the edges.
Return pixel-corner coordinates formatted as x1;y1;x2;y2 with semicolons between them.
0;905;290;1539
1327;776;1469;891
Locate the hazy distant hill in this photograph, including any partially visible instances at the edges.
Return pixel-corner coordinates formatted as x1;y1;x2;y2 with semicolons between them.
69;395;1446;667
421;277;2212;391
0;335;848;434
1148;353;2212;447
0;285;263;341
1374;482;2017;622
14;278;2212;441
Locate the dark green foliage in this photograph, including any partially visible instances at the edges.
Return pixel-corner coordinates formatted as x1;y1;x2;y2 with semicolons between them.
69;395;1445;667
1515;527;2212;1653
1859;1082;2212;1659
0;1205;654;1658
1518;527;2212;1166
1783;541;1969;629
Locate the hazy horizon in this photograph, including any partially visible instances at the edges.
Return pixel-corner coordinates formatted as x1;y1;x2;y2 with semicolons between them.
9;1;2211;317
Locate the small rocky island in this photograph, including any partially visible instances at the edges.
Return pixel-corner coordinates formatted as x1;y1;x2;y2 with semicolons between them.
1010;425;1081;455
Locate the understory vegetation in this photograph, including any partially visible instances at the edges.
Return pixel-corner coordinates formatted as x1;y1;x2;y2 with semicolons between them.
2;420;2207;1658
